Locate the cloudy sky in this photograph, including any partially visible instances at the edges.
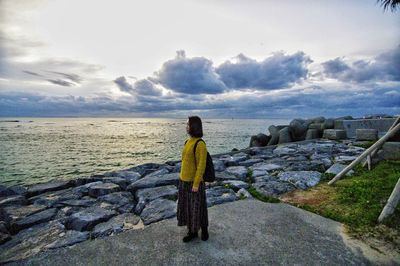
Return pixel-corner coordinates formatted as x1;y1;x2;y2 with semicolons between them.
0;0;399;118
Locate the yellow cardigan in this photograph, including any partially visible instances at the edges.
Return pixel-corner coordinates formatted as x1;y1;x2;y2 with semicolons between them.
179;137;207;189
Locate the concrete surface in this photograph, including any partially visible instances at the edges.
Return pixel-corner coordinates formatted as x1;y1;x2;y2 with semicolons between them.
11;200;374;266
337;118;396;138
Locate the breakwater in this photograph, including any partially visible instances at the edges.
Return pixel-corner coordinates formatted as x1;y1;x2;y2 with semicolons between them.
0;136;366;263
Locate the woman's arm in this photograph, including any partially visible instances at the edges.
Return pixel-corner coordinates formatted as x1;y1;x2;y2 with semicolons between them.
193;141;207;191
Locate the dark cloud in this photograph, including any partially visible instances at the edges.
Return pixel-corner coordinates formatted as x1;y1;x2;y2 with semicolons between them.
153;50;226;94
133;79;162;96
1;84;398;118
216;52;312;90
46;79;75;87
23;70;43;77
47;71;82;83
114;76;134;93
322;46;400;83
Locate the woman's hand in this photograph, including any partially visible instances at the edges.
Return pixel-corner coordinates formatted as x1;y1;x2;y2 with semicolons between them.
192;186;199;192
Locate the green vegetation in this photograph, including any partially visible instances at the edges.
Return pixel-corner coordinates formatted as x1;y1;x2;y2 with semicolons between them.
285;160;400;239
248;186;280;203
246;169;254;183
353;140;376;149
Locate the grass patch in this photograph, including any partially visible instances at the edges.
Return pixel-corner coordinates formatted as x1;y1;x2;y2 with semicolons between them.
282;160;400;243
353;140;376;149
248;186;280;203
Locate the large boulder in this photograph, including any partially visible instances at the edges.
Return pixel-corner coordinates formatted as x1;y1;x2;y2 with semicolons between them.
140;198;176;225
323;129;347;140
322;118;335;129
29;188;83;207
10;208;58;234
267;125;280;145
206;187;238;207
66;207;117;231
278;171;322;190
249;133;271;147
289;119;308;141
325;163;354;176
253;180;296;197
88;183;120;198
0;195;27;208
305;129;320;140
26;180;74;197
225;166;248;180
278;127;292;144
91;213;141;238
127;172;179;193
45;230;89;249
134;185;177;214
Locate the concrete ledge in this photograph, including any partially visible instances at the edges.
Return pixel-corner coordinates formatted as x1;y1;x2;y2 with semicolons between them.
13;200;375;266
337;118;396;138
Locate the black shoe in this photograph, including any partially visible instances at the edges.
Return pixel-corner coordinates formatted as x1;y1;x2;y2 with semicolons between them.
183;232;198;242
201;227;209;241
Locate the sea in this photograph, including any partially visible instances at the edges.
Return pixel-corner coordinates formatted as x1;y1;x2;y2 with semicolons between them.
0;117;290;186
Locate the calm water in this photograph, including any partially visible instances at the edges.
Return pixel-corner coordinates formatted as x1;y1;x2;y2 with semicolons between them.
0;118;289;186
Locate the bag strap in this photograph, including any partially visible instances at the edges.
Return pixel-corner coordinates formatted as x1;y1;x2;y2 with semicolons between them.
193;139;205;169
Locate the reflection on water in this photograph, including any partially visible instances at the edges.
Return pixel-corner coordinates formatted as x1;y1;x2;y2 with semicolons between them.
0;117;289;186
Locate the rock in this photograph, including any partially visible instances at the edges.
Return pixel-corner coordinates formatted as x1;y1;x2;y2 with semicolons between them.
356;129;378;141
0;221;65;264
45;230;89;249
72;176;104;187
323;119;335;129
278;171;322;190
225;166;248;180
0;185;26;197
66;207;117;231
219;153;248;166
238;158;264;167
308;123;324;131
222;180;249;190
334;155;358;163
72;181;104;195
278;127;292;144
0;232;11;245
102;176;130;190
140;198;176;225
127;172;179;193
10;208;58;234
98;191;134;208
323;129;347;140
253;175;276;183
253;181;296;197
0;195;27;207
3;204;47;225
88;183;120;198
212;159;226;172
306;129;320;140
236;188;253;199
144;168;170;178
106;170;142;183
325;163;354;176
285;161;325;172
249;133;271;147
135;185;177;214
206;187;238;207
215;171;240;181
252;169;269;178
250;162;284;172
58;199;97;207
267;125;280;145
91;213;141;238
289;119;308;140
26;180;74;197
126;163;168;177
273;146;297;156
309;116;326;123
29;188;83;207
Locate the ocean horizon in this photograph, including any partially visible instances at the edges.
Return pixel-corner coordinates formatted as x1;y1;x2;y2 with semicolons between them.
0;117;290;186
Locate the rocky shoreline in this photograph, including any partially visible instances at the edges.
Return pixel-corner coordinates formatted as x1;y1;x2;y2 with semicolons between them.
0;135;370;263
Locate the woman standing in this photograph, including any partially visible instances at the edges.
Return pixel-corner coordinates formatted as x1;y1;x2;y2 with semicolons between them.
177;116;209;242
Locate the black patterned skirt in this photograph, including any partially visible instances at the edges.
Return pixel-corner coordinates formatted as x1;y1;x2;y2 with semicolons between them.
177;179;208;233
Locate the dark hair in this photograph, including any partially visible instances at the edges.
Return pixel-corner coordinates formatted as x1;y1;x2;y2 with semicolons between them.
188;116;203;137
